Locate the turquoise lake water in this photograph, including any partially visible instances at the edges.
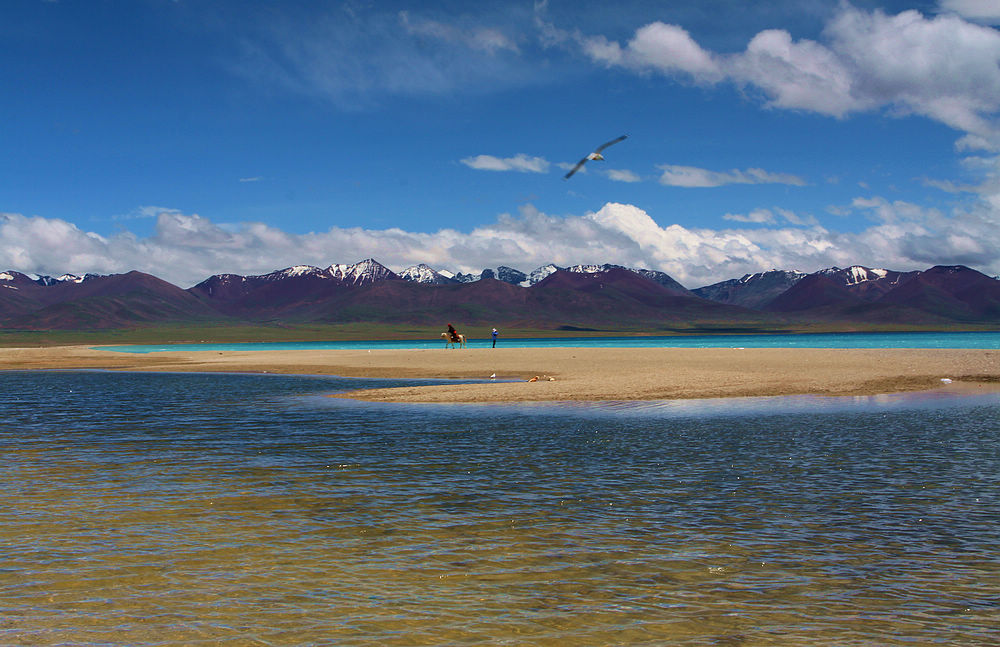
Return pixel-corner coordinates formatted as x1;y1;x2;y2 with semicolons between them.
2;370;999;645
98;330;1000;353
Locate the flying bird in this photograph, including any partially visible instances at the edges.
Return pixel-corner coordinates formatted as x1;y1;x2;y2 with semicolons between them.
564;134;628;179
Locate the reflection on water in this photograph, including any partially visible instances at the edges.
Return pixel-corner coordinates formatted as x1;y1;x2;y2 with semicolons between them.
2;371;999;645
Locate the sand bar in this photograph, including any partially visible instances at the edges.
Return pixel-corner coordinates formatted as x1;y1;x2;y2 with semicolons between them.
1;344;998;402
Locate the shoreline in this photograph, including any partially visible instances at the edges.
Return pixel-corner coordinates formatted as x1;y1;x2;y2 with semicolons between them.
1;345;998;403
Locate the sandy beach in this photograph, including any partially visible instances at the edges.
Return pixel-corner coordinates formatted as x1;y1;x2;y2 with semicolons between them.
1;344;998;402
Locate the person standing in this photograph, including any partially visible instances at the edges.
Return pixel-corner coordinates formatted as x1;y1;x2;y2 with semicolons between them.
491;327;498;348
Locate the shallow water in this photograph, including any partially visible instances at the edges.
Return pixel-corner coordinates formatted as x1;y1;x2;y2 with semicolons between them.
2;371;999;645
98;329;1000;352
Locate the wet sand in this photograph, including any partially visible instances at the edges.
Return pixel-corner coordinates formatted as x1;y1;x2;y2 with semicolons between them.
2;344;998;402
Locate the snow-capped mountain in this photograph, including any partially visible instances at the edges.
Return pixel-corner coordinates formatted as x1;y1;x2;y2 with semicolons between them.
203;259;397;288
1;271;110;290
448;266;529;285
328;258;397;284
526;264;561;286
3;260;1000;329
495;266;527;285
0;271;30;283
817;266;919;300
693;270;808;309
819;265;887;285
565;263;615;274
399;264;456;285
15;273;103;286
265;265;325;280
189;259;398;302
403;262;689;291
694;265;931;309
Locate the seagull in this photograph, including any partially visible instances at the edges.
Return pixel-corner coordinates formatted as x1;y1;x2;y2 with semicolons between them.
564;134;628;179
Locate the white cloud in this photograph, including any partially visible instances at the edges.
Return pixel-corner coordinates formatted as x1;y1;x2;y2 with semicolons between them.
399;11;520;55
921;177;978;193
939;0;1000;23
230;6;531;108
112;205;182;221
573;5;1000;146
723;207;819;226
460;153;550;173
724;209;777;224
606;168;641;183
730;28;857;116
4;194;999;289
825;7;1000;140
582;21;722;81
658;165;806;187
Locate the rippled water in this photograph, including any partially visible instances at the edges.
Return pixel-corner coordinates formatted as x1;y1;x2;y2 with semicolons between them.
2;371;999;645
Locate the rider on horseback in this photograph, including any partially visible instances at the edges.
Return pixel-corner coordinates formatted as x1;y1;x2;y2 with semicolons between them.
447;323;460;343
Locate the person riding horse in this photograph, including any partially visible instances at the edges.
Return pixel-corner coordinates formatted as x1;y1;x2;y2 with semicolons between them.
447;323;460;343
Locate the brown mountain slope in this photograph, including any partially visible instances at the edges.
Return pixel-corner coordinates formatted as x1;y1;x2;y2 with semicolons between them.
4;271;227;329
876;265;1000;321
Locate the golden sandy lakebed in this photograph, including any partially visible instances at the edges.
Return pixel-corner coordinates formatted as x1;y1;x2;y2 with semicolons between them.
1;344;999;403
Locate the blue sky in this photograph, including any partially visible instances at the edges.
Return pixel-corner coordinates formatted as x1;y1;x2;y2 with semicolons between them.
3;0;1000;287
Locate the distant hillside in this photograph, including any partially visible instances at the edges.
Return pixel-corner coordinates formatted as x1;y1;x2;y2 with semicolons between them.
692;270;806;309
2;271;225;329
3;260;999;332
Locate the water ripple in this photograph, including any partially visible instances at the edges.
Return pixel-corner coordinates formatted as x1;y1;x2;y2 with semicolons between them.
1;371;999;645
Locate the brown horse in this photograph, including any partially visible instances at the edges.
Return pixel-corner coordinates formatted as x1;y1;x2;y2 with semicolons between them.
441;332;467;349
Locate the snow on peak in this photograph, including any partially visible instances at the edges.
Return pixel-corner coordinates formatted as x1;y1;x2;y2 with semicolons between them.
839;266;889;285
0;272;14;281
280;265;323;278
326;259;395;284
566;263;613;275
400;264;438;282
739;269;806;284
252;266;325;282
399;264;457;284
527;264;561;285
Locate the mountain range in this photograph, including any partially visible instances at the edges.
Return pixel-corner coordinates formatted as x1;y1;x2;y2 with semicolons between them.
2;260;999;332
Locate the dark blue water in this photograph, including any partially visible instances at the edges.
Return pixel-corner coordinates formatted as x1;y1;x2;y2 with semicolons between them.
97;330;1000;353
2;371;999;645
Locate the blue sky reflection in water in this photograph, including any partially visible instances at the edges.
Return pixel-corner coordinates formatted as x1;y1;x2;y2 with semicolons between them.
1;370;999;645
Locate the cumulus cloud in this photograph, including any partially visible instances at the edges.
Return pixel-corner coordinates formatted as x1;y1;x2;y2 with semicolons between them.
582;22;722;81
658;165;806;187
730;28;857;116
4;195;999;289
460;153;550;173
939;0;1000;23
572;5;1000;146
